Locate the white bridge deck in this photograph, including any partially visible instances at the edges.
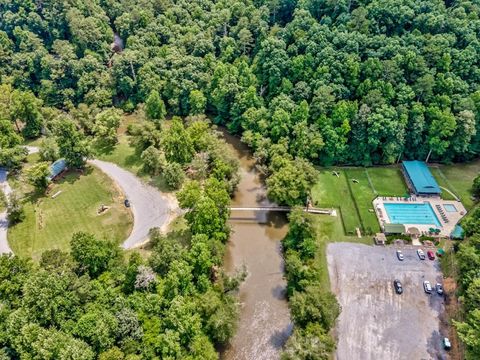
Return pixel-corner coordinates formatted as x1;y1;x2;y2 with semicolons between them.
229;207;336;215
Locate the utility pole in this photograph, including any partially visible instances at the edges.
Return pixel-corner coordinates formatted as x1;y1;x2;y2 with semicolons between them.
425;148;432;163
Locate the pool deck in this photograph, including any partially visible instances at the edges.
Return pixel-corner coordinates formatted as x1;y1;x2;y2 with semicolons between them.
373;196;466;237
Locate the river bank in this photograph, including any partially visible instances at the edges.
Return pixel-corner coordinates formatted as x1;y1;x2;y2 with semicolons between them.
220;130;292;360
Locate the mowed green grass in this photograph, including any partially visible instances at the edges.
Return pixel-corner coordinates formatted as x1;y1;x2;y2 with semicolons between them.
344;168;379;233
8;167;133;260
311;169;361;235
367;167;408;196
430;161;480;210
312;165;409;235
311;215;372;291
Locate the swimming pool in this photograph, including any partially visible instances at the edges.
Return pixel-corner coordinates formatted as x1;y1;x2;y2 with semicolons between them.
383;202;441;227
444;204;457;212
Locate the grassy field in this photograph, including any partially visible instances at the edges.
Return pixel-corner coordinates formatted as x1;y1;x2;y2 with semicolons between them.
430;161;480;210
367;167;408;196
312;166;408;235
344;168;379;234
8;167;133;260
311;169;361;235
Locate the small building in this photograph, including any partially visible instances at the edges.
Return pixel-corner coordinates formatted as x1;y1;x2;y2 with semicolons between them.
402;160;441;196
47;159;67;181
374;233;386;245
384;223;406;235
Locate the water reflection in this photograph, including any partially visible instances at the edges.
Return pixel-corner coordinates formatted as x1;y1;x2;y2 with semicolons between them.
220;129;292;360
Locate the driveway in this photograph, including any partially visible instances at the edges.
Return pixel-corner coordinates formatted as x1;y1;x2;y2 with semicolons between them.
328;243;447;360
89;160;180;248
0;169;13;254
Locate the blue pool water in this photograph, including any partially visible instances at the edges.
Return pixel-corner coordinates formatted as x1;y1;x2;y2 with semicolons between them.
444;204;457;212
384;202;441;227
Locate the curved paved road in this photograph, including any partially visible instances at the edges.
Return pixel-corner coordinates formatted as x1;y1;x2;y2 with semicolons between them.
89;160;180;248
0;146;179;253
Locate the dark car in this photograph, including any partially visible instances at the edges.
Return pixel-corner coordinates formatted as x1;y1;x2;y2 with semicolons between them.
396;250;404;261
427;250;435;260
394;279;403;294
436;283;444;295
124;199;131;208
417;249;426;260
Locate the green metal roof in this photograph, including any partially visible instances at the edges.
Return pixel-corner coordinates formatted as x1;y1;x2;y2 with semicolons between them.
384;223;406;234
402;161;441;194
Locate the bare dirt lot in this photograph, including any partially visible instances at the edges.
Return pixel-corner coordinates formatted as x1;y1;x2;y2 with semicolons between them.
328;243;448;360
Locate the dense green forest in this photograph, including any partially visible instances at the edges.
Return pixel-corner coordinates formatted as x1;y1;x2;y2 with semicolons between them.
453;185;480;359
2;0;480;358
2;0;480;167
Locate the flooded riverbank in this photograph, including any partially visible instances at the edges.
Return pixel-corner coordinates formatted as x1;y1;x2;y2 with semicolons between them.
221;130;292;360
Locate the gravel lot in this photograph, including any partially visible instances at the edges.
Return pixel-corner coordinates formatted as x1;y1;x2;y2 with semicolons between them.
328;243;448;360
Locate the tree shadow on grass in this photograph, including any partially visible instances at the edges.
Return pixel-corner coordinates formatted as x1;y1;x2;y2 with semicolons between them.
92;138;116;156
55;167;93;186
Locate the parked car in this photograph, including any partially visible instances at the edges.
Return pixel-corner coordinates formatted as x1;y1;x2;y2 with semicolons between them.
436;283;444;295
396;250;404;261
427;250;435;260
393;279;403;294
124;199;131;208
423;280;432;294
417;249;426;260
443;337;451;350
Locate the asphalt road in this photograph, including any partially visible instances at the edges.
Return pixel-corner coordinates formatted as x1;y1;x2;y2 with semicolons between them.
1;147;179;253
328;243;447;360
89;160;180;248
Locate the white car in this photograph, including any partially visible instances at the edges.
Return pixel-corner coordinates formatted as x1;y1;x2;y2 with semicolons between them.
423;280;432;294
396;250;404;261
417;249;426;260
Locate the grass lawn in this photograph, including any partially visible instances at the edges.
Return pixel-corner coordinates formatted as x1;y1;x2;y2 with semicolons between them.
367;167;408;196
311;215;371;291
311;169;361;235
8;167;133;260
344;168;380;233
312;166;408;235
430;161;480;210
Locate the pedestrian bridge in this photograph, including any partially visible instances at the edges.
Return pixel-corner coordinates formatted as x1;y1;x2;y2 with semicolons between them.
228;206;336;216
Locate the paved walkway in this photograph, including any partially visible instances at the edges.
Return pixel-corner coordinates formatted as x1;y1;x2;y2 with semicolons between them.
89;160;180;248
0;169;13;254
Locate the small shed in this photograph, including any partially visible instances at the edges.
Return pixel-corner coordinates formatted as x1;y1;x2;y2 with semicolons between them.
384;223;406;235
374;233;387;245
47;159;67;181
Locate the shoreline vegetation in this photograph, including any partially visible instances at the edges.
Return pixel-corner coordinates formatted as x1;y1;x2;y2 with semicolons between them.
2;0;480;358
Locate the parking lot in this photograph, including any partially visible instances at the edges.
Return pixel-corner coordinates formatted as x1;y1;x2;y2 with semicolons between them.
327;243;448;360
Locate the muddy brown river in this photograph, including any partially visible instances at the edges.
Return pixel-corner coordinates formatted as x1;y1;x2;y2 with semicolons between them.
221;131;292;360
